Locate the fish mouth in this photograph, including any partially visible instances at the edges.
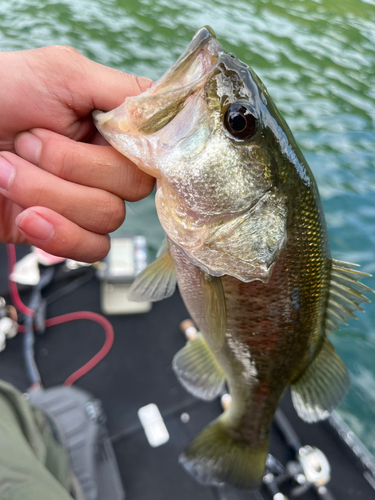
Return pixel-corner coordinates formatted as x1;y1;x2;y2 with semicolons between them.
93;27;222;138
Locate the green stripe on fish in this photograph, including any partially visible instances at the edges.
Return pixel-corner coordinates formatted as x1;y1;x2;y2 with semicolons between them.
199;272;227;352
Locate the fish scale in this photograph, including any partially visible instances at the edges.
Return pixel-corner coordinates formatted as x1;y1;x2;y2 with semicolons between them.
94;26;372;491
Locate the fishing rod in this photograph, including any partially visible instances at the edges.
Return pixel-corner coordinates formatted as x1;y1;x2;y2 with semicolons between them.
273;409;335;500
263;454;289;500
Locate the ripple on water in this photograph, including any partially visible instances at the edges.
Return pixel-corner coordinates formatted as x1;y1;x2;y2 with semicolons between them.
1;0;375;455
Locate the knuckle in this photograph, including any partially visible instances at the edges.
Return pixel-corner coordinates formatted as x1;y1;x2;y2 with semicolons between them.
48;45;82;58
75;237;110;263
123;74;153;96
95;193;125;233
50;233;110;264
129;174;155;201
117;165;155;202
92;237;111;262
0;153;17;191
31;184;46;207
38;45;84;71
54;148;74;179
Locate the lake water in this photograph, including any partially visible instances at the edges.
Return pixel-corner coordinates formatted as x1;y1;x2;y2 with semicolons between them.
1;0;375;454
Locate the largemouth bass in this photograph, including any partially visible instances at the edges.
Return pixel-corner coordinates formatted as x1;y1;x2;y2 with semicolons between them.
94;27;373;490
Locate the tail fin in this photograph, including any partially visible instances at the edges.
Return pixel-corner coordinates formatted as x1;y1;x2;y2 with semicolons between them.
179;418;268;490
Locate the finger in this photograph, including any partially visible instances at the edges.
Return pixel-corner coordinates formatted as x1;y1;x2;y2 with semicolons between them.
15;207;110;262
14;128;155;200
91;131;110;146
62;46;153;112
38;45;153;116
0;153;125;234
0;47;153;148
0;197;31;245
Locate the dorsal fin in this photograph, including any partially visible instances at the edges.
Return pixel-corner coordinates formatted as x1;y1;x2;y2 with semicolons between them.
325;259;374;334
128;248;177;302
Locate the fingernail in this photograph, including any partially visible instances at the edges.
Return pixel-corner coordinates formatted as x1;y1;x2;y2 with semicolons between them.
138;76;153;91
0;156;15;190
15;132;42;165
16;210;54;241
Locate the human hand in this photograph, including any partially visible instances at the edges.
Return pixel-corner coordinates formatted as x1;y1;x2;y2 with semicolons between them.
0;46;155;262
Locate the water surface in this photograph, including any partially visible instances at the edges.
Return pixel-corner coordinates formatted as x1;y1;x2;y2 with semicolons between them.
1;0;375;454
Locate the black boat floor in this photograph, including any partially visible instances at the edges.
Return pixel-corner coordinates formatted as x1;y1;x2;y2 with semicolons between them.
0;244;374;500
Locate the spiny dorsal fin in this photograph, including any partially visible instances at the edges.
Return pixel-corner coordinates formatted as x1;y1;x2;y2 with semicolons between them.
199;272;227;352
128;249;176;302
325;259;374;334
291;337;350;423
172;333;225;401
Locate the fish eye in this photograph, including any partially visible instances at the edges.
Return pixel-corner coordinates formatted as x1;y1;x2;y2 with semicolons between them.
224;101;257;140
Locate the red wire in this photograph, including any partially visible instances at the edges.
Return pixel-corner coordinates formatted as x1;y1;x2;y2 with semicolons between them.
6;244;34;316
7;244;115;386
45;312;114;386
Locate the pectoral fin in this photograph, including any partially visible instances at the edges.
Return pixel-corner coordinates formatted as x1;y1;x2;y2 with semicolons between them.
200;272;227;351
325;259;373;333
291;337;350;423
156;238;169;258
172;333;225;400
128;249;177;302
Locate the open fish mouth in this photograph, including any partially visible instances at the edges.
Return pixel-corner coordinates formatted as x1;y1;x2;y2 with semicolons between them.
93;26;221;138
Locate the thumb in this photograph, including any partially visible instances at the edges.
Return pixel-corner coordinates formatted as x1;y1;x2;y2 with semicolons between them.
53;46;153;114
82;60;153;111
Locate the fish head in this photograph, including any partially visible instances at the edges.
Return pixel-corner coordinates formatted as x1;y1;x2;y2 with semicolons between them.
94;27;313;282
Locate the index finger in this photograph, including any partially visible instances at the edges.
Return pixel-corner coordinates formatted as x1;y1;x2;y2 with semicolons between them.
15;128;155;201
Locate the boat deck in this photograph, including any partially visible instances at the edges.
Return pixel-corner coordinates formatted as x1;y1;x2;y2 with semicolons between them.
0;243;374;500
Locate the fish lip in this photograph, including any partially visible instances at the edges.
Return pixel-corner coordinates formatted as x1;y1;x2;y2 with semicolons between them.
132;27;222;134
93;27;222;138
150;26;222;94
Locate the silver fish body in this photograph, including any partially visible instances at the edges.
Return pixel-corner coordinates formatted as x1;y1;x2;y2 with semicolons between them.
94;27;372;490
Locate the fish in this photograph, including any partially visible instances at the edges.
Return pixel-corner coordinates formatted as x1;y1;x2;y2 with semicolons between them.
93;26;373;490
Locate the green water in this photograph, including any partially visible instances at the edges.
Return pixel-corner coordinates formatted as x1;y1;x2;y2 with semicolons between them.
1;0;375;454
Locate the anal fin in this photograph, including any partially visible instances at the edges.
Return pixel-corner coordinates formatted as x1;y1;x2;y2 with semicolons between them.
128;249;176;302
291;337;350;423
172;334;225;401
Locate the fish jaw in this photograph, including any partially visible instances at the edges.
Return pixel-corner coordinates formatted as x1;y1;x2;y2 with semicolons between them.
93;27;293;284
93;26;221;178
